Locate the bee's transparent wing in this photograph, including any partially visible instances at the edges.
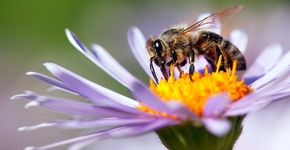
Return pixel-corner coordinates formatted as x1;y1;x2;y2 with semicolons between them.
181;6;243;34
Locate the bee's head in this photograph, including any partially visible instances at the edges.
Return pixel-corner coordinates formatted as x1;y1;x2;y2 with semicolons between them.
146;38;166;66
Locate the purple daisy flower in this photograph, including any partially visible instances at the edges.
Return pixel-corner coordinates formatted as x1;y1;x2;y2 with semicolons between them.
12;14;290;150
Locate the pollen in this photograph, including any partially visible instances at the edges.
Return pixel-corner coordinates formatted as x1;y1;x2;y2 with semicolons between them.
138;58;252;118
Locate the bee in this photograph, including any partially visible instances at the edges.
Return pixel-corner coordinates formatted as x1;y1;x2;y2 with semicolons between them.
146;6;246;83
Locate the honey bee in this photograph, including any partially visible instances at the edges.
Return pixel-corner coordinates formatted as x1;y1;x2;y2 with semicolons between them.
146;6;246;83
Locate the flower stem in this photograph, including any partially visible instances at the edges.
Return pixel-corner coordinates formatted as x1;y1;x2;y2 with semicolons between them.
156;117;243;150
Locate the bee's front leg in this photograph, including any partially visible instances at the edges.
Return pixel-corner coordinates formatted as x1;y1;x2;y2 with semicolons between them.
150;57;159;83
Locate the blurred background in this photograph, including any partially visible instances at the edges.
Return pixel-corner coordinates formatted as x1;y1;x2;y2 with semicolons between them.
1;0;290;150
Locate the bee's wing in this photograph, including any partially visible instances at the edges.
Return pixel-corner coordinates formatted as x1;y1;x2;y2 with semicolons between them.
181;6;243;34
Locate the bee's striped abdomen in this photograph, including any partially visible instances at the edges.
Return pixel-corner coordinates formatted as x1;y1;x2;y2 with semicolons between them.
195;31;246;71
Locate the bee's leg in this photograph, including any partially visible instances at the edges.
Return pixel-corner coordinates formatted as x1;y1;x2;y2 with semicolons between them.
171;50;184;76
189;49;195;80
202;43;226;72
179;59;187;67
150;57;159;83
216;44;230;69
176;59;187;76
160;63;169;80
165;59;174;76
204;55;217;71
206;44;227;71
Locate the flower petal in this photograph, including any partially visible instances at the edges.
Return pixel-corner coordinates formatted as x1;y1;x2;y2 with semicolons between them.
91;44;141;90
204;92;231;117
12;91;141;117
18;123;56;132
165;101;198;120
18;117;157;132
243;44;283;80
225;93;259;116
53;118;159;129
227;72;290;117
131;81;189;118
43;62;138;108
26;72;79;96
234;100;290;150
229;30;248;54
66;29;140;90
26;119;176;150
65;29;91;53
202;118;231;137
251;49;290;89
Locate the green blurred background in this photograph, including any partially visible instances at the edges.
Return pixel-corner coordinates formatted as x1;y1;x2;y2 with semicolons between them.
1;0;290;149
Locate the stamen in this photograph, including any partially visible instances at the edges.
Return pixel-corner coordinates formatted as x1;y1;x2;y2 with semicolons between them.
216;55;223;72
231;60;237;77
169;64;175;78
204;65;209;74
139;61;252;118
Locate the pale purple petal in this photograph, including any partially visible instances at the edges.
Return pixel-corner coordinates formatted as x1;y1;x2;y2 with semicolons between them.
53;118;159;129
66;29;140;90
251;50;290;89
229;30;248;54
26;72;81;96
165;101;198;120
253;67;290;93
18;123;56;132
131;81;188;118
107;119;178;138
65;29;90;53
254;92;290;106
202;118;231;137
224;86;290;117
11;91;141;117
226;71;290;116
18;118;158;132
204;92;231;117
234;100;290;150
91;44;142;90
225;104;257;117
26;119;177;150
43;62;138;108
26;64;150;117
244;76;262;85
243;44;282;79
225;93;259;116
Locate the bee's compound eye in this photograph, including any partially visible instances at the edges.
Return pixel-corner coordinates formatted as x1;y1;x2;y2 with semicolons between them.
153;39;163;54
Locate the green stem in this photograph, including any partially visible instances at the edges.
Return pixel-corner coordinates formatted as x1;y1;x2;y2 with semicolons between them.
156;117;243;150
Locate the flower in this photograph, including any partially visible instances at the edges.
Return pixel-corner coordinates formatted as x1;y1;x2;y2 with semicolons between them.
12;23;290;150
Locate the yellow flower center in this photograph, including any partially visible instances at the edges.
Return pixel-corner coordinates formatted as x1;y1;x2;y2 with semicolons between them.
138;56;252;118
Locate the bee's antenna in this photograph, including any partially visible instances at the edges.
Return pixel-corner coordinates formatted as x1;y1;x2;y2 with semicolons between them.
150;57;159;84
